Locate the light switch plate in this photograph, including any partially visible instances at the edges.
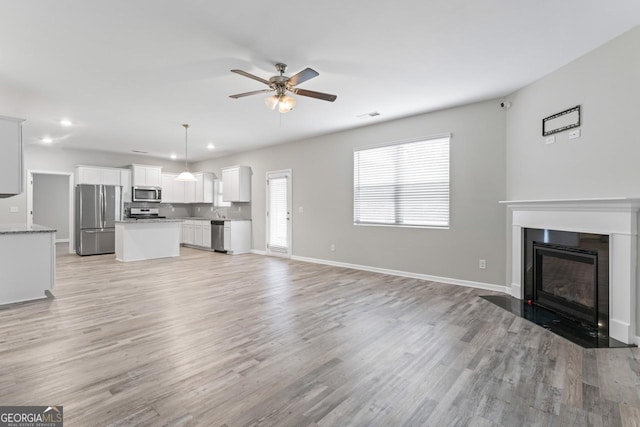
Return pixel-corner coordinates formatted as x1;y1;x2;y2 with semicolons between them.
545;136;556;144
568;129;581;139
9;206;18;213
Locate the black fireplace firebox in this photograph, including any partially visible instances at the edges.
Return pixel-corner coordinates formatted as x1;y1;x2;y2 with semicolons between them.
533;242;598;327
523;229;610;337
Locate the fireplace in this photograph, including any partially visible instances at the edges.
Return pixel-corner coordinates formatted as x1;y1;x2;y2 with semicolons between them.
533;242;598;326
524;229;609;335
503;198;639;345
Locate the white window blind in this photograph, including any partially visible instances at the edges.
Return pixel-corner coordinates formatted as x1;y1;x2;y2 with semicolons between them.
268;176;289;250
353;136;450;228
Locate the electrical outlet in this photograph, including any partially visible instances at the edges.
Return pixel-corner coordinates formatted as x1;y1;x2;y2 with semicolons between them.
479;259;487;269
9;206;18;213
197;207;200;212
210;207;213;212
239;206;242;212
299;206;304;213
568;129;581;139
545;136;556;144
171;207;175;212
330;243;336;252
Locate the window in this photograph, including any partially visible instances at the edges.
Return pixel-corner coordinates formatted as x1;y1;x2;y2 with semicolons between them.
353;135;450;228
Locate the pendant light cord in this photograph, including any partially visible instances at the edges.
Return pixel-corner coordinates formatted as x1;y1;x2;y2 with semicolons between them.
183;123;189;171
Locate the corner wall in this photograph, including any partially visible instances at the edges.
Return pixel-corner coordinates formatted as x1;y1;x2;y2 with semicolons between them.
504;26;640;337
194;99;507;287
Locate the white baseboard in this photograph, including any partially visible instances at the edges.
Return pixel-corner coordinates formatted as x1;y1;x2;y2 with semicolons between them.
250;249;266;256
289;255;509;294
510;283;521;299
56;238;69;243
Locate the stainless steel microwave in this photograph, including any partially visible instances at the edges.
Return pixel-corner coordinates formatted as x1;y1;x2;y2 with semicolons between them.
132;186;162;203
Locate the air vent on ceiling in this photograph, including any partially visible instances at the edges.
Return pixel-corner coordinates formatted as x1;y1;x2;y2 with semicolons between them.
357;111;381;119
132;150;148;154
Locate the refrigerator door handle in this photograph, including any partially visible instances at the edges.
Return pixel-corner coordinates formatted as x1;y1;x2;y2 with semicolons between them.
101;186;106;229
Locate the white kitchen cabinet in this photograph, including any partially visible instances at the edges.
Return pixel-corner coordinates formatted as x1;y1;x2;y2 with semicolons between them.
224;220;251;254
222;166;251;202
194;172;214;203
75;166;121;186
0;116;25;198
183;181;196;203
161;173;176;203
181;219;211;249
120;169;131;202
131;164;162;187
181;222;194;245
202;223;211;248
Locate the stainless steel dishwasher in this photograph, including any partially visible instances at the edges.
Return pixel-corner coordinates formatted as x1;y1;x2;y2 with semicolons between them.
211;220;226;252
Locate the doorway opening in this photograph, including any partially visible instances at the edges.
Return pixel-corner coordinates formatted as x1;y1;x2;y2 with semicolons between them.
27;170;74;254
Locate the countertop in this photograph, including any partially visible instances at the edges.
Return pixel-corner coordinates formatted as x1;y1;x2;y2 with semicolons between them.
116;219;184;224
0;224;56;234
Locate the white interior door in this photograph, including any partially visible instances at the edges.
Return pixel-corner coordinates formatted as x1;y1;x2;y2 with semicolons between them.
266;170;291;257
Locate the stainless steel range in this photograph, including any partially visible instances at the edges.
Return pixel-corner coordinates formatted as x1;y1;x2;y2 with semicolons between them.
128;207;166;219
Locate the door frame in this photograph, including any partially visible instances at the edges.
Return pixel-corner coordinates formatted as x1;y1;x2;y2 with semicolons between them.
27;170;74;253
265;169;292;258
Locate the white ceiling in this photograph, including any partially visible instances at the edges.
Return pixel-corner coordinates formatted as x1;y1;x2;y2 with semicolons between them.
0;1;638;161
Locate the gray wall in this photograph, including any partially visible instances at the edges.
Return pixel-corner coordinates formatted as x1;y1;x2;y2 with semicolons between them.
194;99;507;286
0;145;187;224
504;26;640;330
506;26;640;200
33;173;70;239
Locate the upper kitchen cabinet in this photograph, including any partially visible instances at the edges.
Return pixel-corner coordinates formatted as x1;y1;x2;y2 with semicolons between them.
194;172;214;204
222;166;251;202
75;166;121;186
131;164;162;187
120;169;132;202
0;116;25;198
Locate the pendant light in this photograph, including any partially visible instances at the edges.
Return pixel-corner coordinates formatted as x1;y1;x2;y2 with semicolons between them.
176;124;197;182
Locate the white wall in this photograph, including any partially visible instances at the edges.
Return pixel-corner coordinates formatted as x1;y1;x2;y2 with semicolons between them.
0;145;186;224
33;174;69;239
504;26;640;332
194;99;507;287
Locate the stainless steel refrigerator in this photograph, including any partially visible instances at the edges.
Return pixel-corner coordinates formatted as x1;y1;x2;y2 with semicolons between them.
75;184;122;256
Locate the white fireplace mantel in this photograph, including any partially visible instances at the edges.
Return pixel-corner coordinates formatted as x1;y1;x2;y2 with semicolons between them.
501;197;640;344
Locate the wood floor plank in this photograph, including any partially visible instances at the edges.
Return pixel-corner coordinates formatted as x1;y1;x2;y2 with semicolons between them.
0;246;639;426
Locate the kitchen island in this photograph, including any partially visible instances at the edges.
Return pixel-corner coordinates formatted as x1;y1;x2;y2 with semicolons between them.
0;224;56;305
115;219;182;262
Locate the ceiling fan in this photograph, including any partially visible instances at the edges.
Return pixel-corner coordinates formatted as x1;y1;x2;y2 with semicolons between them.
229;63;337;113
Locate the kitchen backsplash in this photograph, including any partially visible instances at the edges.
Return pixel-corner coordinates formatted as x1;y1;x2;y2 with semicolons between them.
125;202;251;220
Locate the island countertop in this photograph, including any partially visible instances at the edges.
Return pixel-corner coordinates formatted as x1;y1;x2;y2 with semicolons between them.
0;224;57;234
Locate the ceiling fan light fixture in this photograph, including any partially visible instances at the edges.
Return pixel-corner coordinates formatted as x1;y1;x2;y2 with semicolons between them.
176;124;197;182
278;94;296;113
264;95;279;110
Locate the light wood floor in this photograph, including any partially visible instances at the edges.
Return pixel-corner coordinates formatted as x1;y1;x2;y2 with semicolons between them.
1;247;640;426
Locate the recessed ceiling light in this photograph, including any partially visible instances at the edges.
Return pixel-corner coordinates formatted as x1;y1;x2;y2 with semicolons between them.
41;137;53;143
170;153;177;160
207;143;215;150
60;119;73;127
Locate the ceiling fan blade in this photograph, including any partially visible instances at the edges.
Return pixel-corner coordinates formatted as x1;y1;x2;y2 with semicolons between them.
288;68;319;86
292;88;337;102
229;89;273;99
231;69;270;86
